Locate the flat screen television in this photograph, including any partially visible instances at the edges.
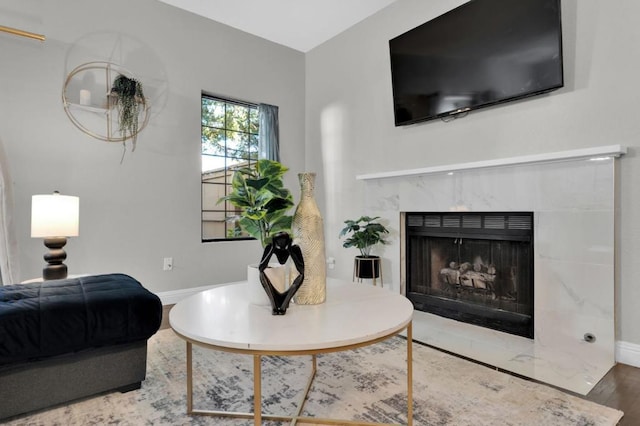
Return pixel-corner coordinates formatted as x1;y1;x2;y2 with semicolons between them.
389;0;563;126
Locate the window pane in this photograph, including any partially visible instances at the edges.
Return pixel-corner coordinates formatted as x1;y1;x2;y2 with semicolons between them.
202;182;228;210
249;134;259;159
202;211;227;240
202;154;225;173
201;95;261;241
227;157;248;170
225;104;249;132
202;98;225;127
202;127;225;155
249;108;259;134
201;212;248;240
226;130;250;160
225;214;245;238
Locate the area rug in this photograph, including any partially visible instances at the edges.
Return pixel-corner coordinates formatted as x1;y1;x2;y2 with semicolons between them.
6;329;623;425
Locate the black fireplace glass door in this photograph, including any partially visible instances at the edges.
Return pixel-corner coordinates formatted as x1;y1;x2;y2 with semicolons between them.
407;235;533;337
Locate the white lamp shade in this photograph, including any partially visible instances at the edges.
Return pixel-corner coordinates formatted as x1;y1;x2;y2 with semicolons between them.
31;193;80;238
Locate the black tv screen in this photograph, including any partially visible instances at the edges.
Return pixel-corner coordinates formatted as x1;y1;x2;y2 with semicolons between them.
389;0;563;126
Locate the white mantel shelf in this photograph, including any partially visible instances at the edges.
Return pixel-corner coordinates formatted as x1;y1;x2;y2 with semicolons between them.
356;144;627;181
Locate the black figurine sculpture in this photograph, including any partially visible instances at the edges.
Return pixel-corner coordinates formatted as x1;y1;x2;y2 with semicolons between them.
258;231;305;315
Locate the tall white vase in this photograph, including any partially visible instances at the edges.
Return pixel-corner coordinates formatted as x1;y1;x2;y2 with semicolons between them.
292;172;326;304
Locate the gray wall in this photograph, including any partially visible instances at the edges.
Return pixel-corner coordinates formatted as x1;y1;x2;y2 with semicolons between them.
305;0;640;345
3;0;639;348
0;0;305;292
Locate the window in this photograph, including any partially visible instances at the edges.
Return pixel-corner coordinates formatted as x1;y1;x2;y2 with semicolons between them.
201;95;259;241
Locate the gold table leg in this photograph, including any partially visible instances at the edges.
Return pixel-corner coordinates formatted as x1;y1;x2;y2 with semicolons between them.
186;342;193;414
407;322;413;426
184;328;412;426
254;355;261;425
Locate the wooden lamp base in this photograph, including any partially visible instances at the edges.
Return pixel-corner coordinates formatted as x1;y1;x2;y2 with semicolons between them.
42;237;68;280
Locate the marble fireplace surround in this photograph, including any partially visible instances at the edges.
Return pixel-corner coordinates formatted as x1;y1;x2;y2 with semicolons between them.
358;145;626;395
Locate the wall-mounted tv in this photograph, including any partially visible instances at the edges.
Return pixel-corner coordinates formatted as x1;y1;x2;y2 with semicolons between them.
389;0;563;126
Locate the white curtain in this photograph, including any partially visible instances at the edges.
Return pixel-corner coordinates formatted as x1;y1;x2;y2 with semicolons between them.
258;103;280;161
0;137;19;284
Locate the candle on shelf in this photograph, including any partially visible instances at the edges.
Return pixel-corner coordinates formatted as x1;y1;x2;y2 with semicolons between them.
79;89;91;106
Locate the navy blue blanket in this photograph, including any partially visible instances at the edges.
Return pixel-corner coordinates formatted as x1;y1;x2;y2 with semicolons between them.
0;274;162;366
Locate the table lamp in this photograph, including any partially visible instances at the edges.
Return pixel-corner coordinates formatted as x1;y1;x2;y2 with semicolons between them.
31;191;79;280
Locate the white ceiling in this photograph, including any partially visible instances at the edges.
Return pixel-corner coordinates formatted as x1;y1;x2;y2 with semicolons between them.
157;0;398;52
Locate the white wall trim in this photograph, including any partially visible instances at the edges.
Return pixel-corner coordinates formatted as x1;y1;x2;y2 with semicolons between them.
356;145;627;180
616;340;640;368
156;281;242;306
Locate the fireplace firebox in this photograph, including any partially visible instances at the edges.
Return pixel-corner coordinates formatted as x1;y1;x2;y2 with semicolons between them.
405;212;534;338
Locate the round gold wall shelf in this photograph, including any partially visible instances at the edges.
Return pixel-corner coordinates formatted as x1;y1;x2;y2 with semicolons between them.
62;61;150;142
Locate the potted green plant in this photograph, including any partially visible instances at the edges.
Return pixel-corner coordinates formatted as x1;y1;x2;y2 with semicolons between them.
339;216;389;280
220;159;295;305
109;74;146;148
221;159;294;248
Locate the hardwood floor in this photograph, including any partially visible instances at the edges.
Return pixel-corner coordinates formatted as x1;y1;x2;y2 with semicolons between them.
586;364;640;425
160;305;637;424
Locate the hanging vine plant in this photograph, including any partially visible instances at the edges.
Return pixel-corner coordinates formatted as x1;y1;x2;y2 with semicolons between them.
109;74;146;150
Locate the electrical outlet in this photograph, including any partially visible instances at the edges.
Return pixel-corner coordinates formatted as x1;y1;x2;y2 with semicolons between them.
327;257;335;270
163;257;173;271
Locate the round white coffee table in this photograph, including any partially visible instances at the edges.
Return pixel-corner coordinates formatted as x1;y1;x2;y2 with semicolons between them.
170;278;414;426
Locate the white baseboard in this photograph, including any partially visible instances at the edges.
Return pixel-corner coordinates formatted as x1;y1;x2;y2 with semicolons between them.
156;283;640;370
616;340;640;368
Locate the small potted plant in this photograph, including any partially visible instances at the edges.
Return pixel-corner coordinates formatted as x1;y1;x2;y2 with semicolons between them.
339;216;389;280
109;74;146;148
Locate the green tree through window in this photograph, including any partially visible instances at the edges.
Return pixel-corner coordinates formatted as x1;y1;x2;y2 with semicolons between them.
201;95;259;241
